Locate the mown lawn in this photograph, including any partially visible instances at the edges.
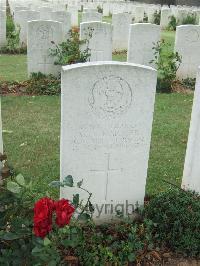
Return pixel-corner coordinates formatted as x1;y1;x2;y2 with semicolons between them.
0;54;27;81
1;93;193;198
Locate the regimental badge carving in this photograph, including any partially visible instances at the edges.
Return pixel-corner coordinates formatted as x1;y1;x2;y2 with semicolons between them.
88;75;133;118
36;25;53;46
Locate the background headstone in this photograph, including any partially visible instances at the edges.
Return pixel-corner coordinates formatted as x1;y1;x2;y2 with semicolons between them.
147;6;158;24
60;61;157;222
80;22;112;61
82;11;102;23
134;6;144;23
0;9;6;47
175;25;200;79
182;67;200;194
112;13;132;51
160;7;172;29
127;23;161;68
14;10;40;45
27;20;63;76
51;11;71;39
176;8;188;25
68;6;78;27
39;6;53;20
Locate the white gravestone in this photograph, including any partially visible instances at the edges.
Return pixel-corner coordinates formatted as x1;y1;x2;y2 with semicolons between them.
83;8;96;13
80;22;112;61
182;67;200;194
103;3;110;17
175;25;200;79
39;7;53;20
60;61;157;222
147;6;158;24
176;8;188;25
51;11;71;39
112;13;132;51
127;23;161;68
160;8;172;29
27;20;63;76
15;10;40;45
134;6;144;23
0;9;6;47
82;11;102;23
67;6;78;27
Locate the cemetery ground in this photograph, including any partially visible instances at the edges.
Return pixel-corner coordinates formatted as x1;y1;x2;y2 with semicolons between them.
0;29;184;197
1;93;193;198
1;29;200;264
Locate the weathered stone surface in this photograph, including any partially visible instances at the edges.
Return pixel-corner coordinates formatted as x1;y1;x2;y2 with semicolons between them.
27;20;63;76
51;11;71;39
0;9;6;47
112;13;132;51
80;21;112;61
82;11;102;23
175;25;200;79
60;61;157;222
127;23;161;68
182;67;200;194
14;10;40;45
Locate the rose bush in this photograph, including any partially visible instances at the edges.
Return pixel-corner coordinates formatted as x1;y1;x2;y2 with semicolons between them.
55;198;75;228
33;197;75;238
33;197;55;238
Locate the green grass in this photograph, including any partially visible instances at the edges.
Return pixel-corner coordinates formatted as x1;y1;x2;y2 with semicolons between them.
0;54;27;81
1;94;193;197
2;96;60;197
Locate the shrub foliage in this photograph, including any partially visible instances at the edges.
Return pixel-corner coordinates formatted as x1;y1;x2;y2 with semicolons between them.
151;40;182;92
0;162;199;265
50;28;91;66
144;188;200;256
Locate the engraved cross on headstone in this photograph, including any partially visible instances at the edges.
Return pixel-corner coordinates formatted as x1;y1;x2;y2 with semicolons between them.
90;153;123;200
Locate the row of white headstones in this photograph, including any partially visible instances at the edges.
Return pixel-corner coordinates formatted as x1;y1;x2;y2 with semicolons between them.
1;3;200;80
1;4;200;79
27;18;200;81
8;0;200;26
1;60;200;222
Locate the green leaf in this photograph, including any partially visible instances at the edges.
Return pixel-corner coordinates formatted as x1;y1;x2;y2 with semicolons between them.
16;174;25;187
0;231;20;240
44;237;51;246
63;175;73;187
78;213;91;221
7;181;21;194
72;194;79;208
128;253;136;262
48;261;57;266
49;181;61;187
77;179;83;188
32;246;43;254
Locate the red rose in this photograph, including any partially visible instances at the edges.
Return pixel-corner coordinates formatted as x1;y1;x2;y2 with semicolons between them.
54;199;75;227
33;197;55;238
